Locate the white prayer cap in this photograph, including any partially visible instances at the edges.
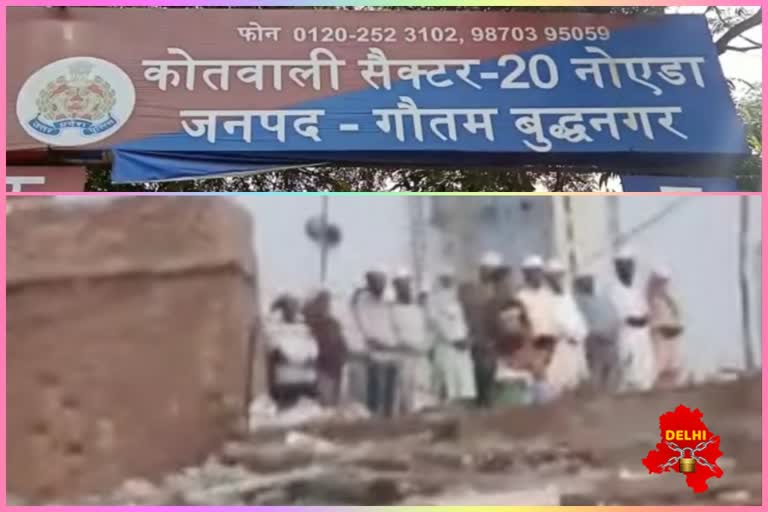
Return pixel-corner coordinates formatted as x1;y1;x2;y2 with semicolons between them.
394;266;412;280
653;265;671;279
522;254;544;269
545;258;565;274
614;245;635;261
367;264;387;276
479;251;503;268
382;286;396;302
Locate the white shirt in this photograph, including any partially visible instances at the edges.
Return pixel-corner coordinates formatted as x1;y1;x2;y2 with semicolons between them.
516;286;558;337
609;280;649;320
552;291;588;342
428;286;468;343
391;302;430;352
352;289;398;360
266;318;318;363
266;318;318;384
609;279;656;391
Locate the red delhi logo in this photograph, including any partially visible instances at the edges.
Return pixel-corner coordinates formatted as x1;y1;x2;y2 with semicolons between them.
642;404;724;492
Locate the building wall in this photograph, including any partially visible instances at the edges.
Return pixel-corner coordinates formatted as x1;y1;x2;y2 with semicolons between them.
430;196;555;281
7;197;261;502
552;197;610;276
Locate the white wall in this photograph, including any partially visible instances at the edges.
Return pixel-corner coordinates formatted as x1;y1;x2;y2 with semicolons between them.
616;196;762;377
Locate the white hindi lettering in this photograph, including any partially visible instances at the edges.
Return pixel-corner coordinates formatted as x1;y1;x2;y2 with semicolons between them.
372;96;498;143
142;48;345;92
509;107;688;152
223;115;254;143
359;48;482;91
180;111;219;143
180;109;326;144
143;48;197;91
570;46;706;96
293;112;323;142
6;176;46;192
549;113;594;145
259;113;288;143
288;48;344;91
235;64;266;90
236;22;282;43
203;63;232;91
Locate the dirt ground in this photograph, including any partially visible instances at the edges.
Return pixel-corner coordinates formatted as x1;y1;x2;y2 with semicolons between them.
12;375;761;506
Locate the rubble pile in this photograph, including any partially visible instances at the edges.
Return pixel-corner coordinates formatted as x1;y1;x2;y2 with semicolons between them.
20;376;761;506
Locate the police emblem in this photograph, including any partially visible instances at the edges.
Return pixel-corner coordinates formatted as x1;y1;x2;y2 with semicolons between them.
17;57;135;147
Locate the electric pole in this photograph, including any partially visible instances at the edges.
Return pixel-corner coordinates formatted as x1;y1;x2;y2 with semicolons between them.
739;196;756;371
320;196;329;285
607;196;621;252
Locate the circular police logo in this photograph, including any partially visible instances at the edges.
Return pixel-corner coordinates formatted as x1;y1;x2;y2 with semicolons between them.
16;57;136;147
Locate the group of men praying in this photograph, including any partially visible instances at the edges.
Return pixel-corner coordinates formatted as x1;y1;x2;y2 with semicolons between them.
263;247;684;416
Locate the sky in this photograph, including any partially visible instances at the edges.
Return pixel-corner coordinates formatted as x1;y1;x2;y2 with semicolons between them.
670;6;762;94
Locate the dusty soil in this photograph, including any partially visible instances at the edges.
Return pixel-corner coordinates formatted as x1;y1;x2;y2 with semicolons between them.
13;375;761;506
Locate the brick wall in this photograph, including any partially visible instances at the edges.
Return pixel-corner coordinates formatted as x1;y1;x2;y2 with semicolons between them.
7;197;264;502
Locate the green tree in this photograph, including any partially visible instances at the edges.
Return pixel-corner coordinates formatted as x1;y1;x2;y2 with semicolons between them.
735;85;761;192
85;6;759;192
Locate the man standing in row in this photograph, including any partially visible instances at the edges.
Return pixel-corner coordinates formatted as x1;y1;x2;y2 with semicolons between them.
265;294;319;409
573;272;622;391
544;259;589;393
515;255;559;352
647;267;684;389
461;252;508;407
303;289;348;407
428;266;477;406
609;248;657;392
352;267;399;416
390;268;436;413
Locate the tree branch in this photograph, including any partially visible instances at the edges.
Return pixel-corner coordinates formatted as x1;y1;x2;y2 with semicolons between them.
726;44;762;52
738;34;761;46
715;8;762;54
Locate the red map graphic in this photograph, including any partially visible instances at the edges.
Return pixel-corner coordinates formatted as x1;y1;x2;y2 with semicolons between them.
642;404;723;492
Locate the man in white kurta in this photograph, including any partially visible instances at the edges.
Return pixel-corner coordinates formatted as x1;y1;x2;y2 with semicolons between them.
390;268;436;413
265;294;319;408
647;266;684;388
427;267;477;404
352;267;400;416
544;259;589;393
515;255;559;344
515;255;561;399
609;248;657;392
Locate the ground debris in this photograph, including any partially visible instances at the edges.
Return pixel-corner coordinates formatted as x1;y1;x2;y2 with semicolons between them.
30;376;761;505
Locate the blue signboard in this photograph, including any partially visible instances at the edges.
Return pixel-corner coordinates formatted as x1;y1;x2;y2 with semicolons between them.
621;175;739;192
15;10;740;182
